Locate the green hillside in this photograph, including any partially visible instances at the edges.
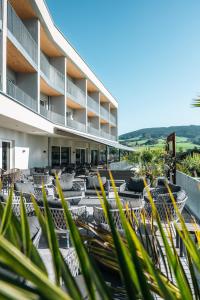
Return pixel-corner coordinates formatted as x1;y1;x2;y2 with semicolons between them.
119;125;200;152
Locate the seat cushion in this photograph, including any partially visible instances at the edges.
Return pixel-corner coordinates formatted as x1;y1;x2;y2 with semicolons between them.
62;190;82;198
14;182;34;194
118;190;142;199
86;176;106;190
85;189;108;196
37;199;66;209
126;177;145;193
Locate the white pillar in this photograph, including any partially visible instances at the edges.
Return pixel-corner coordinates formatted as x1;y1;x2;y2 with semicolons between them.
1;0;7;93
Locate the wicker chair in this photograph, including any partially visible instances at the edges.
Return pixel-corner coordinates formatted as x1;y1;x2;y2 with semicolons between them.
37;200;87;231
0;192;34;217
93;201;144;231
143;186;188;222
33;174;53;187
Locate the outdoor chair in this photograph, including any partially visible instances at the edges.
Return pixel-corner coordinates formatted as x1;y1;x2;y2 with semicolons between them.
118;177;150;200
53;173;83;205
37;199;87;231
0;191;35;217
143;185;188;222
93;199;144;231
33;174;53;187
85;175;111;198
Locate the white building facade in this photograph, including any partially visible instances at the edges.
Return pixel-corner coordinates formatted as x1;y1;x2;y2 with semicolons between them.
0;0;128;170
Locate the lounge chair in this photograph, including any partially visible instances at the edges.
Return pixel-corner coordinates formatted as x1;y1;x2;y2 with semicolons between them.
93;199;144;231
37;199;87;231
85;175;111;198
143;184;188;222
118;177;150;206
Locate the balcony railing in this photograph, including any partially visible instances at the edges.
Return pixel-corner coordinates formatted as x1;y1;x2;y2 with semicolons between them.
40;51;65;93
100;106;109;121
67;118;86;132
67;76;86;107
110;134;117;141
110;113;117;125
101;130;111;140
87;95;99;115
7;79;37;111
7;2;37;64
88;125;100;136
0;0;2;21
40;105;65;125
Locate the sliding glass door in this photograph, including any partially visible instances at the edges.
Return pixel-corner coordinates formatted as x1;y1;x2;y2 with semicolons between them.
51;146;71;167
76;148;86;165
0;141;12;171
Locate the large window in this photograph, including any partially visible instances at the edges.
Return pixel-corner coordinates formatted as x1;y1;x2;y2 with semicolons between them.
51;146;71;167
76;148;85;165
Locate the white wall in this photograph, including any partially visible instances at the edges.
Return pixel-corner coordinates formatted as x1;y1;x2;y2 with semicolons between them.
0;128;48;169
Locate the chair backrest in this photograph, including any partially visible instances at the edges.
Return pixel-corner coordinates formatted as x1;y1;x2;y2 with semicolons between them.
39;205;86;230
33;174;52;186
93;205;143;231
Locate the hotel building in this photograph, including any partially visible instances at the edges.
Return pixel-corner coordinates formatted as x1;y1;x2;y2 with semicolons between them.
0;0;130;170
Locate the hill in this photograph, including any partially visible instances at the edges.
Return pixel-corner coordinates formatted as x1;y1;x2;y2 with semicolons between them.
119;125;200;152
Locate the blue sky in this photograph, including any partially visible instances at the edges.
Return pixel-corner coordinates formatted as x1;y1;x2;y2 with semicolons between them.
46;0;200;134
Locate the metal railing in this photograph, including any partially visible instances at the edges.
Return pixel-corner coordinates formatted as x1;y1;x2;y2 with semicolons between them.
100;106;109;121
110;113;117;125
67;118;86;132
7;2;37;64
40;105;65;125
40;51;65;93
67;76;86;107
87;95;99;115
7;79;37;111
87;125;100;136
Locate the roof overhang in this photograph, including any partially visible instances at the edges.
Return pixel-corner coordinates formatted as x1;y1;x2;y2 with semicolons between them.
54;127;134;152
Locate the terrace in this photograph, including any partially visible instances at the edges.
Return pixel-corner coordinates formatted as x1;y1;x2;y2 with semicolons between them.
1;146;200;299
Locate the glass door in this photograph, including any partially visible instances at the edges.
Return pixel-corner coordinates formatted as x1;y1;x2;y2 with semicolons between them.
2;141;11;171
91;150;98;165
61;147;71;166
51;146;60;167
76;148;86;165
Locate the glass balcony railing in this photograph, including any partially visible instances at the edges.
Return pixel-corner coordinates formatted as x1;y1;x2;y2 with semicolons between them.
67;117;86;132
7;78;37;111
110;113;117;125
88;125;100;136
0;0;2;21
67;76;86;107
100;130;111;140
110;134;117;141
87;95;99;115
7;2;37;64
100;106;109;122
40;105;65;125
40;51;65;93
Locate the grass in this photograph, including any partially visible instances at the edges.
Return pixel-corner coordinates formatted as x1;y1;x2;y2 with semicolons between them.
120;136;200;152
